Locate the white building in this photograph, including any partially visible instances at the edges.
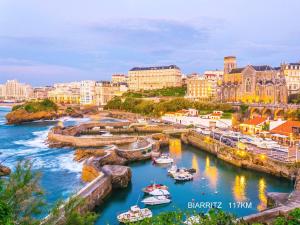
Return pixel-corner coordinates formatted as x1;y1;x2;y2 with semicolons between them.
0;80;33;101
80;80;96;105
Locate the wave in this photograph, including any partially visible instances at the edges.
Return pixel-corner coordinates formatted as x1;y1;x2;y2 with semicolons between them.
14;128;50;149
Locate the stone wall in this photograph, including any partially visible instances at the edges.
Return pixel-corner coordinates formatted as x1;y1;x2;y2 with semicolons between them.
48;131;137;147
183;131;298;179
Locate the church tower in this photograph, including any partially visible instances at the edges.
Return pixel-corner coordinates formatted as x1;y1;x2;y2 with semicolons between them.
224;56;237;74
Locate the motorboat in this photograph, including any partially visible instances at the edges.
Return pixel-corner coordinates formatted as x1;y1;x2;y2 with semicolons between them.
174;171;193;182
141;195;171;205
149;189;170;196
153;154;174;164
117;205;152;223
168;166;196;178
142;183;168;194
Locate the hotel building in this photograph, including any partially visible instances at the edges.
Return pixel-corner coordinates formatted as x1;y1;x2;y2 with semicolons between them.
95;81;128;106
185;76;215;101
281;62;300;95
112;74;128;84
80;80;96;105
0;80;33;101
48;82;80;104
33;86;54;100
128;65;182;91
219;56;288;104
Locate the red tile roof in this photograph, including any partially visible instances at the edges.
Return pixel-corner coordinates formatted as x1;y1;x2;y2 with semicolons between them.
242;117;267;126
270;121;300;136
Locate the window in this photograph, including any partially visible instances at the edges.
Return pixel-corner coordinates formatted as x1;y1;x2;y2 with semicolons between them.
246;78;251;92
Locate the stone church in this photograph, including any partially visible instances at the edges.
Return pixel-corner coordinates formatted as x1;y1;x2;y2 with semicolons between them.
219;56;287;104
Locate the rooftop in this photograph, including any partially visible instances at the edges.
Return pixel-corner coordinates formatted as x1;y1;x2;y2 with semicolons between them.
242;117;267;126
129;65;180;71
270;121;300;136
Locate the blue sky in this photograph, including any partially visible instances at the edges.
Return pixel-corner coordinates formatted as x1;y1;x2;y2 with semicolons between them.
0;0;300;86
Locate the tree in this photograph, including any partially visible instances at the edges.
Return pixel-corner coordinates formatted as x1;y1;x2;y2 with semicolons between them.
0;161;98;225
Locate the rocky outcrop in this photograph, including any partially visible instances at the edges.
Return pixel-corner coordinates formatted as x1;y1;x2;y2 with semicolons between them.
0;164;11;176
98;150;128;166
102;165;132;188
6;109;59;124
74;148;106;162
81;164;102;182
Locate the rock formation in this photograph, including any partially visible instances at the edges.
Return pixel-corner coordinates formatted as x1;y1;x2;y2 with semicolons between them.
6;109;59;124
102;165;132;188
0;164;11;176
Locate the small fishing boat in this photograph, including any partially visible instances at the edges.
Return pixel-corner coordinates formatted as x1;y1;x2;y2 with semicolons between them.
168;166;196;177
149;189;170;196
117;205;152;223
142;183;168;194
141;195;171;205
174;172;193;182
153;154;174;164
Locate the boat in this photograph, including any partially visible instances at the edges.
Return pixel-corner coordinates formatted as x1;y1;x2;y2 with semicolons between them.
142;183;168;194
141;195;171;205
272;146;289;153
153;154;174;164
168;165;196;177
173;172;193;182
117;205;152;223
149;189;170;196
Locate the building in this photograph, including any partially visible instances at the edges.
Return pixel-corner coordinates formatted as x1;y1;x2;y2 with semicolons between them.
95;81;127;106
220;56;288;104
270;121;300;145
128;65;182;91
111;74;128;84
0;80;33;101
80;80;96;105
204;70;224;81
48;82;80;104
33;86;54;100
281;62;300;95
239;117;268;135
185;76;215;101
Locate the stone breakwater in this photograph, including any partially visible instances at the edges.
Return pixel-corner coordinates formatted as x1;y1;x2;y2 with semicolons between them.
182;131;300;223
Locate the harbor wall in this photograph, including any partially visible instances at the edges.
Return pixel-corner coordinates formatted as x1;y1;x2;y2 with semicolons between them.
182;131;298;179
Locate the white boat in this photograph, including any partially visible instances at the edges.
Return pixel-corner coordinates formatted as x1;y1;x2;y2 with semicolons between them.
141;195;171;205
272;146;289;153
174;172;193;182
154;154;174;164
149;189;170;196
117;205;152;223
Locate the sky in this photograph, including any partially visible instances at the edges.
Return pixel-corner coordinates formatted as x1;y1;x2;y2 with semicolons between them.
0;0;300;86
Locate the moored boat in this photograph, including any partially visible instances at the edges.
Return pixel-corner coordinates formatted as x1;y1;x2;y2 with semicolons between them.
117;205;152;223
153;154;174;164
141;195;171;205
142;183;168;194
149;189;170;196
174;172;193;182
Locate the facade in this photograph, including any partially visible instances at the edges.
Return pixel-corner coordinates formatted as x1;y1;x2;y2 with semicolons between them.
239;117;268;135
48;82;80;104
33;86;54;100
281;62;300;95
0;80;33;101
185;76;215;101
80;80;96;105
128;65;182;91
95;81;127;106
111;74;128;84
220;57;288;104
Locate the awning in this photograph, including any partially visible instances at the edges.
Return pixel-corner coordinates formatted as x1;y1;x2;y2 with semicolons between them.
271;133;288;138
